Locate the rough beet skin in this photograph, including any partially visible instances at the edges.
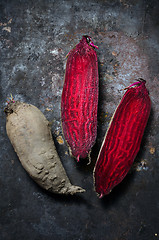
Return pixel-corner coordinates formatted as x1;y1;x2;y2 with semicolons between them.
61;35;99;162
94;79;151;198
5;101;85;195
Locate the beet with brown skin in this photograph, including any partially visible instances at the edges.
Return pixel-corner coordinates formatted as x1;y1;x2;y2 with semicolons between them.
5;101;85;195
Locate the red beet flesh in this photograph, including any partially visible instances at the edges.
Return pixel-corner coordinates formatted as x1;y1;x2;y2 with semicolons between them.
61;36;99;161
94;80;151;197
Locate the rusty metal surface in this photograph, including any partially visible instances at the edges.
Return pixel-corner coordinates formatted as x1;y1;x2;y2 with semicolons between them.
0;0;159;239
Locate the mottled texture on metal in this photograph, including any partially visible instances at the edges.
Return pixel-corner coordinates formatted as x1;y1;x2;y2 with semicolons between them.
0;0;159;240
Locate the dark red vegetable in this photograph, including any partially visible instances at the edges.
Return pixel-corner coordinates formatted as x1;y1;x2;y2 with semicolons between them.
61;36;99;162
94;79;151;198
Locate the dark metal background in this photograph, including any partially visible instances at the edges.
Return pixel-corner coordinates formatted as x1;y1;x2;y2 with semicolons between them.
0;0;159;239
